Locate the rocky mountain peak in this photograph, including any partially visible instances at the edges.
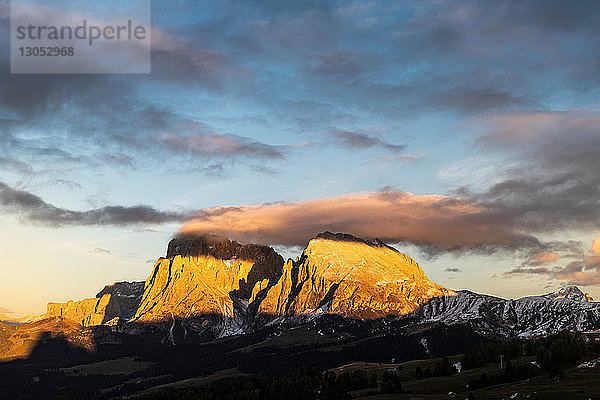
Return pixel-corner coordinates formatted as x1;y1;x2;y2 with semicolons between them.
545;286;594;302
312;231;396;251
259;232;453;319
165;234;284;299
44;233;453;332
166;233;229;258
131;235;285;327
47;281;145;327
96;281;144;299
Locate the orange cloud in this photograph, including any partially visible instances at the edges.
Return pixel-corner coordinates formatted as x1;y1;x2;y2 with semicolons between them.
533;251;559;265
0;306;12;314
593;235;600;255
541;254;600;286
555;270;600;286
180;190;536;250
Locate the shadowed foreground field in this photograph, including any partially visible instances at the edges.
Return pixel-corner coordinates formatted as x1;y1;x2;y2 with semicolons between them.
134;357;600;400
2;315;600;399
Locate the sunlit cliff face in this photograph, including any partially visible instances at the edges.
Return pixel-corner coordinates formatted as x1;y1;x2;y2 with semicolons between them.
47;295;112;327
131;233;454;322
29;233;456;339
259;235;455;319
133;255;256;321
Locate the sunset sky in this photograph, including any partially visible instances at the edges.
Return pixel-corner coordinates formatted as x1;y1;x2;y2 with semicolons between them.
1;0;600;315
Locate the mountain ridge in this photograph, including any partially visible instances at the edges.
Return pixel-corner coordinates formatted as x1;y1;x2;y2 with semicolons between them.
258;234;452;319
26;232;600;344
543;285;595;303
46;281;144;327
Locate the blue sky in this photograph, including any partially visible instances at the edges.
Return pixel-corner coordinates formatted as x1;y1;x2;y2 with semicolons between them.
1;0;600;315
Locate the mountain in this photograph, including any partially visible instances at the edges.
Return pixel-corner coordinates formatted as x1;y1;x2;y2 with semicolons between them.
95;281;145;321
544;285;595;302
47;296;111;327
46;281;143;327
414;289;600;338
0;313;44;326
259;232;453;319
30;232;600;343
130;234;283;340
6;233;600;399
36;232;454;340
129;231;454;341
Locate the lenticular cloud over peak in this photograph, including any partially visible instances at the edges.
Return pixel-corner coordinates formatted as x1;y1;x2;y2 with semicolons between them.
179;190;537;251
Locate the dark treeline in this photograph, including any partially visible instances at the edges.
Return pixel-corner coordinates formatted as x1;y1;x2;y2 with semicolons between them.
137;367;404;400
463;331;596;390
415;356;457;379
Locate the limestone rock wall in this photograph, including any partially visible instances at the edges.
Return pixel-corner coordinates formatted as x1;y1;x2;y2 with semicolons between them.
259;235;454;318
47;294;112;327
45;232;453;327
45;281;144;327
133;255;256;321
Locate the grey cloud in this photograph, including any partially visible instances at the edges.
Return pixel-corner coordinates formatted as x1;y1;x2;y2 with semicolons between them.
3;0;597;183
444;267;462;273
504;266;551;275
474;109;600;283
0;157;32;175
151;31;243;88
0;0;599;253
1;97;287;178
309;51;367;78
3;0;599;141
329;129;406;153
101;154;135;167
178;0;547;124
158;131;285;160
90;248;111;255
499;0;599;32
201;163;226;177
467;110;600;235
429;87;526;114
172;108;600;260
251;165;279;176
0;181;188;227
0;9;274;175
50;180;83;190
503;253;600;286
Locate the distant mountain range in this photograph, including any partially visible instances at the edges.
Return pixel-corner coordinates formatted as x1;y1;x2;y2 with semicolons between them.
0;313;42;326
1;232;596;347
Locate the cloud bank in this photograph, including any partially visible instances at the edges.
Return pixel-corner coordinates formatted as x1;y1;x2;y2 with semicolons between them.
0;182;187;227
180;190;538;251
